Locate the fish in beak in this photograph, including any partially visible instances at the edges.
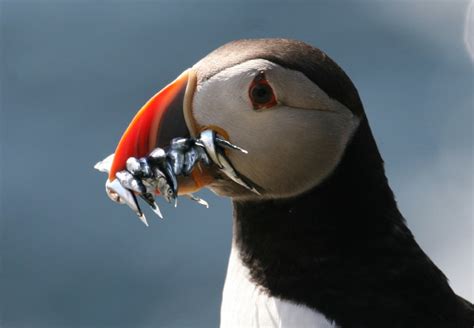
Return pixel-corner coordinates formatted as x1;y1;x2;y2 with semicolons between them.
110;69;196;183
95;68;256;225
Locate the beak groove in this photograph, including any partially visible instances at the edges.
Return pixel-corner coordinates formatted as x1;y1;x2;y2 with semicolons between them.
109;69;195;181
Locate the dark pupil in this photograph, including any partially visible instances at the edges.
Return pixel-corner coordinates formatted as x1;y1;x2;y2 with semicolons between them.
252;84;272;104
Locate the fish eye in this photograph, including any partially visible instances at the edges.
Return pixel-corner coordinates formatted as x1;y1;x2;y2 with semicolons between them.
249;71;277;110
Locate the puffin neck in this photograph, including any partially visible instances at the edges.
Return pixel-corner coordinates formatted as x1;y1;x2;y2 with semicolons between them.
232;115;403;259
230;116;472;326
231;116;414;322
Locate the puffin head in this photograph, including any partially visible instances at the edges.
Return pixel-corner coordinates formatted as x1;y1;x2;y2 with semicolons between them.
109;39;365;200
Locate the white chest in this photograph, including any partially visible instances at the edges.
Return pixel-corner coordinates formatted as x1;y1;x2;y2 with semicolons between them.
220;245;337;328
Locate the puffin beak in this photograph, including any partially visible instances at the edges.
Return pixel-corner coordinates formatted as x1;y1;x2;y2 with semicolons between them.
108;69;211;194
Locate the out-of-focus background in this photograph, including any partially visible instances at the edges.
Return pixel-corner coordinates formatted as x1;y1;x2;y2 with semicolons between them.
1;1;472;327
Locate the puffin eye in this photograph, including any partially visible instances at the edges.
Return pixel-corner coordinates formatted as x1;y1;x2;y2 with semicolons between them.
249;71;277;110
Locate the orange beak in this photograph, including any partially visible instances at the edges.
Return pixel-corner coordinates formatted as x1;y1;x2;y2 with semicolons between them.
108;69;211;194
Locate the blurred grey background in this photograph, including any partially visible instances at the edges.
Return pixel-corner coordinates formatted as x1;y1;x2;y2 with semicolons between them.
1;1;472;327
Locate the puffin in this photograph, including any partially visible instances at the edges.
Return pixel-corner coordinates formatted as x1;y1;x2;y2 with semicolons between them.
96;39;474;327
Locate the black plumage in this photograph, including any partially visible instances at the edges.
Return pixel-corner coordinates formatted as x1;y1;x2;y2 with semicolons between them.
198;39;474;327
234;117;473;327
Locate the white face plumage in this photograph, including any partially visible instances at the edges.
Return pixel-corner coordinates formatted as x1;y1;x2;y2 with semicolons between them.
192;59;360;199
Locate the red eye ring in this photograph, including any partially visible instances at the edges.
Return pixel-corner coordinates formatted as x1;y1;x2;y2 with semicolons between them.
249;71;277;110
